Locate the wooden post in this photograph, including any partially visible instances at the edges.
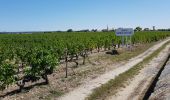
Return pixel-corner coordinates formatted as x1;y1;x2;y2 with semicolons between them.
83;49;86;65
125;36;126;47
65;49;68;78
122;36;125;47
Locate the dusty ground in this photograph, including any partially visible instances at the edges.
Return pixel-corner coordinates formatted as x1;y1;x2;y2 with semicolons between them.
107;42;170;100
0;39;169;100
58;39;170;100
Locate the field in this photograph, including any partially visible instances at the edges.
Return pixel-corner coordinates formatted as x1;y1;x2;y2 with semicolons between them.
0;31;170;99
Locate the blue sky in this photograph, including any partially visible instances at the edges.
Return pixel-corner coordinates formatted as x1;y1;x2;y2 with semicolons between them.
0;0;170;32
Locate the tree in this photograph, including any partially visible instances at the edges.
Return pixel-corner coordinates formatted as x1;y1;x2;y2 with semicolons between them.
91;29;97;32
79;29;90;32
67;29;73;32
109;28;115;32
102;29;108;32
144;28;150;31
135;27;142;31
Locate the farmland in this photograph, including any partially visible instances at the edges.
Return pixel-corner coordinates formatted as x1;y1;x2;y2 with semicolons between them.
0;31;170;100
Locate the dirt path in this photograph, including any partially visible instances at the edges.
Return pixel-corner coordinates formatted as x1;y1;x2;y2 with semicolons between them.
107;44;170;100
58;38;170;100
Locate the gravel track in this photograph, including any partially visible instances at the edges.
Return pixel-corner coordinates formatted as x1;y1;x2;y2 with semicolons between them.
149;59;170;100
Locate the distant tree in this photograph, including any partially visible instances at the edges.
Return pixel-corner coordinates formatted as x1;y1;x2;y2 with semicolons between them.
102;29;108;32
157;29;165;31
67;29;73;32
91;29;97;32
56;31;62;32
144;28;150;31
135;27;142;31
79;29;90;32
158;29;170;31
109;28;115;32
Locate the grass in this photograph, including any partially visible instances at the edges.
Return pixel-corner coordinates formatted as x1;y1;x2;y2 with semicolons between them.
86;41;170;100
99;43;155;63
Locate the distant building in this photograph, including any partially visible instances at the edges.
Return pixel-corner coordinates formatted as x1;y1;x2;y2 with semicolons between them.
107;25;109;31
153;26;156;31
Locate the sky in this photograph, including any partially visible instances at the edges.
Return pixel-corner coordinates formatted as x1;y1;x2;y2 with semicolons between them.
0;0;170;32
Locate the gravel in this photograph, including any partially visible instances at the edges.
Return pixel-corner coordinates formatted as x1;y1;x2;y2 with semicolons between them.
149;60;170;100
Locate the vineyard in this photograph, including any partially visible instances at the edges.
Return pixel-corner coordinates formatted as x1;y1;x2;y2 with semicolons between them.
0;31;170;94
